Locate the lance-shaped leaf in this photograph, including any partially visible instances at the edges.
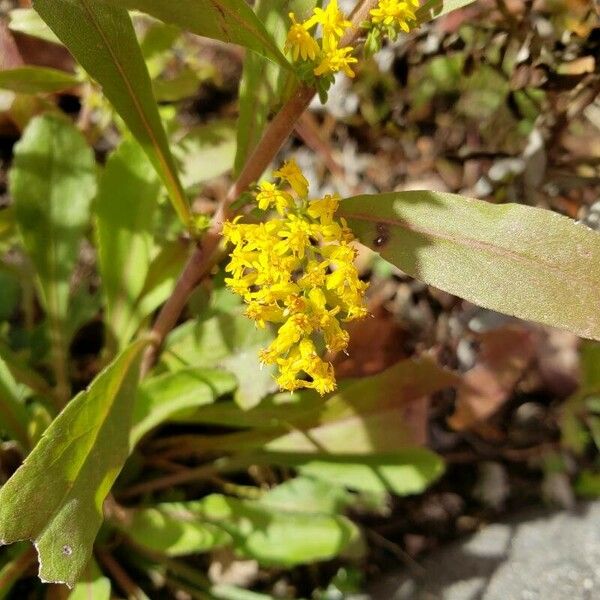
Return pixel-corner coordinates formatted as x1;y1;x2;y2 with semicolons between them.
10;113;96;401
33;0;191;225
416;0;478;24
340;191;600;341
131;367;237;446
112;0;289;68
0;66;80;94
0;356;30;450
0;339;147;586
95;139;160;350
160;358;459;455
121;494;361;565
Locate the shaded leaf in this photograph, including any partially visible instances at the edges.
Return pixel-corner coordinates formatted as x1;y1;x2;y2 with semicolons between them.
124;494;361;565
0;66;79;94
95;139;160;350
131;367;237;446
33;0;191;225
112;0;289;68
163;309;276;409
10;113;96;400
68;560;111;600
174;120;237;189
340;191;600;341
121;502;230;557
0;356;30;449
0;339;147;586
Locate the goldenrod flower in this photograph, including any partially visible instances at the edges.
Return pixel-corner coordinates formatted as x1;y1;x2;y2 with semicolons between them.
222;162;368;395
285;12;320;61
273;159;309;198
369;0;416;32
314;43;358;78
256;181;294;215
305;0;352;48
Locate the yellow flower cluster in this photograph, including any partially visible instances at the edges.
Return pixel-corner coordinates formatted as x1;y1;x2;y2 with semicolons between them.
285;0;358;79
223;160;368;395
370;0;419;33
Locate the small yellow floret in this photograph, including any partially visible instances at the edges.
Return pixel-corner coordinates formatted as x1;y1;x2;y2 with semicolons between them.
369;0;416;32
313;43;358;78
305;0;352;48
256;181;294;215
273;159;309;198
285;12;320;61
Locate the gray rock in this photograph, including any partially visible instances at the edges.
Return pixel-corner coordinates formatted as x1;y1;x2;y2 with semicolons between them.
369;502;600;600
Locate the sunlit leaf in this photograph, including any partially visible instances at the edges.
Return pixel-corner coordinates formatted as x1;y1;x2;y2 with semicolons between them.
0;339;147;586
10;113;96;401
8;8;61;44
112;0;289;67
340;191;600;341
33;0;191;225
261;450;445;496
416;0;478;23
131;367;237;446
163;308;277;409
95;139;161;350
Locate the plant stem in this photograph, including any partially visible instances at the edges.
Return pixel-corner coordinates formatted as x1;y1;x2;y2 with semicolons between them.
140;0;380;375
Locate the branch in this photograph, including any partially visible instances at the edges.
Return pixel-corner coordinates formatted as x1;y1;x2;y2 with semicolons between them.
140;0;380;375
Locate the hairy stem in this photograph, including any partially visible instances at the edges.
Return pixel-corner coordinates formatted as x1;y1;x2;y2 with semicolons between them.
140;0;380;375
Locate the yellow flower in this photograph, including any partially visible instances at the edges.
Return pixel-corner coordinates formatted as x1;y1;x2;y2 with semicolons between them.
285;12;320;61
369;0;416;32
223;162;368;395
314;43;358;78
273;159;309;197
305;0;352;48
256;181;294;215
307;193;340;223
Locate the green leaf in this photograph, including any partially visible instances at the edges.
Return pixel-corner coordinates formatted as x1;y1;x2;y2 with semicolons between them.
131;367;237;446
416;0;478;24
0;66;80;94
163;309;277;409
8;8;62;44
121;502;231;557
112;0;289;68
95;139;161;350
340;191;600;341
162;358;458;462
259;476;351;515
68;560;111;600
0;271;20;321
0;339;147;586
33;0;191;226
174;120;237;189
10;113;96;401
262;449;445;496
0;356;30;449
234;0;315;173
124;494;361;565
